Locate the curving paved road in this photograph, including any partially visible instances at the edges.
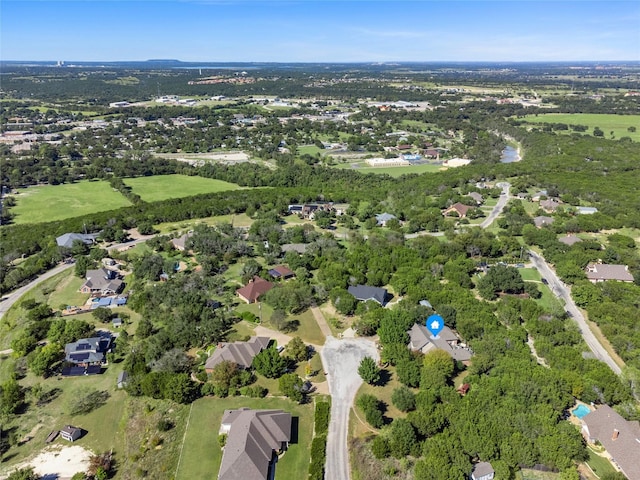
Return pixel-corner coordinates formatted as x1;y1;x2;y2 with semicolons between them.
480;182;510;229
528;250;622;375
320;337;379;480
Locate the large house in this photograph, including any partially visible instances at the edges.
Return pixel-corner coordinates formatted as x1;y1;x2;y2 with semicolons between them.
64;335;112;367
236;277;274;304
79;268;123;297
581;405;640;480
443;202;471;218
375;213;397;227
218;408;292;480
408;323;472;362
56;232;98;249
585;263;634;283
205;336;271;373
348;285;388;306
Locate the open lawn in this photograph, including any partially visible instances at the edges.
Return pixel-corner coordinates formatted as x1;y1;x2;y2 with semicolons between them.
8;181;132;224
176;396;314;480
124;174;241;202
334;163;443;177
154;213;254;234
585;446;617;478
522;113;640;141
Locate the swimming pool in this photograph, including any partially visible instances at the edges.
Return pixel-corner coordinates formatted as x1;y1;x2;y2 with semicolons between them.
572;404;591;419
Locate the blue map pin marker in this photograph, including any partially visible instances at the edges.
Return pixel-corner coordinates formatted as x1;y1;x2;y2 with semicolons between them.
426;314;444;338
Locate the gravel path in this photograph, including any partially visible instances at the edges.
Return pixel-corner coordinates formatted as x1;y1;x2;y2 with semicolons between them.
320;337;378;480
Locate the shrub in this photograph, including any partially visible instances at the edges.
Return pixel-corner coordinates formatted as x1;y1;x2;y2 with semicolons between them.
356;393;384;428
391;386;416;412
308;435;327;480
314;401;330;435
157;419;174;432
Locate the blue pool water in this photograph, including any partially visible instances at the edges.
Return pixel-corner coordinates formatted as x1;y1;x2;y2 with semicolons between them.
572;404;591;419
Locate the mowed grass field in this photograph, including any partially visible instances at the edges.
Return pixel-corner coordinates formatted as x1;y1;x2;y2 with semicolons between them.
176;396;314;480
334;163;443;177
522;113;640;141
9;181;132;224
124;174;241;202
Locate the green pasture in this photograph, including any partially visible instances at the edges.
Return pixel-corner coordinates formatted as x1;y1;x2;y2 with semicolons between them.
176;396;313;480
124;174;241;202
154;213;254;234
8;181;132;224
297;145;325;156
522;113;640;141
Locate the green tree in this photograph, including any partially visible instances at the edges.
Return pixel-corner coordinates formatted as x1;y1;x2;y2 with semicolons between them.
252;347;286;378
286;336;308;362
388;418;417;458
357;356;380;385
391;385;416;412
356;393;384;428
0;378;24;416
279;373;304;402
28;343;63;377
6;467;39;480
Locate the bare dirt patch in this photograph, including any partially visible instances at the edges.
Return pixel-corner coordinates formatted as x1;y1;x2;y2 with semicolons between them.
1;445;92;480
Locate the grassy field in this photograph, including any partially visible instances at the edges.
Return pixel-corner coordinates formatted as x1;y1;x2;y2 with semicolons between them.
154;213;254;234
585;446;617;477
123;174;241;202
334;163;443;177
522;113;640;141
176;396;314;480
8;181;132;224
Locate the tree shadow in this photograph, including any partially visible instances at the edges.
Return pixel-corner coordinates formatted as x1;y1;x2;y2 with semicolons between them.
376;369;392;387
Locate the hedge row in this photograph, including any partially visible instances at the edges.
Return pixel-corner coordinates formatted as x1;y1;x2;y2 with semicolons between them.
308;399;331;480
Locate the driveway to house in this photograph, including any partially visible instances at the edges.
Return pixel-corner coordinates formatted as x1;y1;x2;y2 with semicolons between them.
528;250;622;375
320;336;378;480
0;236;152;321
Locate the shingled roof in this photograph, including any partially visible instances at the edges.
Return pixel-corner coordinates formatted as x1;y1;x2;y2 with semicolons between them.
347;285;388;305
408;323;472;361
205;336;271;371
218;408;292;480
582;405;640;480
236;277;274;303
585;263;634;283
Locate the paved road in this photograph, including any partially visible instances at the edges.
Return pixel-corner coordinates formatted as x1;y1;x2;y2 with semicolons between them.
320;337;378;480
480;182;510;229
528;250;622;375
0;236;152;321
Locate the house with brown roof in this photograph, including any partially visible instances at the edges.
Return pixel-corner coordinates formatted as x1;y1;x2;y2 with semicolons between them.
236;277;274;304
581;405;640;480
218;408;292;480
408;323;472;362
205;336;271;373
540;198;562;213
443;203;472;218
585;263;634;283
268;265;295;280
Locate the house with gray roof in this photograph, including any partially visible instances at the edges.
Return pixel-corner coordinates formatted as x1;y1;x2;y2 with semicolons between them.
576;206;598;215
471;462;495;480
468;192;484;205
348;285;388;306
60;425;83;442
218;408;292;480
79;268;124;297
56;232;98;249
533;216;554;228
375;212;397;227
558;235;583;246
171;232;193;251
408;323;472;362
540;198;562;213
64;335;111;367
280;243;308;255
205;336;271;373
585;263;634;283
582;405;640;480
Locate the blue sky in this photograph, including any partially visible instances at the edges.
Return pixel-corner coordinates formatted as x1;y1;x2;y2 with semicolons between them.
2;1;639;62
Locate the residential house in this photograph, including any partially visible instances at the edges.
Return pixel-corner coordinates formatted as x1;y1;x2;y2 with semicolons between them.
268;265;295;280
218;408;292;480
443;203;472;218
585;263;634;283
559;235;583;246
79;268;123;297
471;462;495;480
205;336;271;373
581;405;640;480
375;213;397;227
56;232;98;249
540;198;562;213
60;425;83;442
531;190;548;202
533;216;554;228
236;277;274;304
348;285;388;306
408;323;472;362
468;192;484;205
65;335;111;367
171;232;193;251
287;203;333;220
280;243;308;255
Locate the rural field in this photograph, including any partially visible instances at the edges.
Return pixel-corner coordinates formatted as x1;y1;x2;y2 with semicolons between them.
522;113;640;141
176;396;314;480
335;162;443;177
124;174;241;202
8;181;132;224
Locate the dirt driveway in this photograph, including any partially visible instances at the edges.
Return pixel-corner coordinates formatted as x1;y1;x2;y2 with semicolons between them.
320;336;378;480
